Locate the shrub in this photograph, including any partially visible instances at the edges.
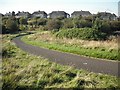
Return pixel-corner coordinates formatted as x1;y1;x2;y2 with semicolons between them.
78;20;92;28
55;28;107;40
100;21;111;34
28;18;37;27
19;17;28;25
110;21;120;32
37;18;47;26
46;19;62;30
63;19;74;29
92;18;102;30
92;18;120;35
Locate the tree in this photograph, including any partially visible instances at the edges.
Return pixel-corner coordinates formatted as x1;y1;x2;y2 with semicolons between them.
6;18;19;33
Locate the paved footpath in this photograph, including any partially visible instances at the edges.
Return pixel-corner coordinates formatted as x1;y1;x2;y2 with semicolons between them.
12;36;120;77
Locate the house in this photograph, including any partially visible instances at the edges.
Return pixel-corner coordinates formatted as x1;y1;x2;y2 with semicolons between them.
97;12;117;20
15;11;31;18
71;10;92;18
48;11;70;18
31;11;47;18
4;11;15;17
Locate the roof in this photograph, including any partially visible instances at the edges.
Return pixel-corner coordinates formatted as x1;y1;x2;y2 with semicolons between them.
98;12;117;17
32;11;47;15
16;11;30;16
71;11;92;15
49;11;67;15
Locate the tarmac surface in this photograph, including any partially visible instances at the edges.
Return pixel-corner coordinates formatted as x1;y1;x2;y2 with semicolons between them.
12;36;120;77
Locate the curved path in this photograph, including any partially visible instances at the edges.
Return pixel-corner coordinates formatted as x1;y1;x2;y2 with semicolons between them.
12;36;120;77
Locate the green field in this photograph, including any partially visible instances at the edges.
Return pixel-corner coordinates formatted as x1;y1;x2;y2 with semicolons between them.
2;33;120;89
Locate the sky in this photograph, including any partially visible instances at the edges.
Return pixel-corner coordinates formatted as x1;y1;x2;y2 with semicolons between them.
0;0;119;16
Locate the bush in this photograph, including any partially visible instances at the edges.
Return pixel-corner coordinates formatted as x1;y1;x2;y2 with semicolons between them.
27;18;47;27
92;18;102;30
28;18;37;27
37;18;47;26
110;21;120;32
46;19;62;30
93;18;120;35
100;21;111;34
1;17;19;34
63;19;74;29
78;20;92;28
19;17;28;25
55;28;107;40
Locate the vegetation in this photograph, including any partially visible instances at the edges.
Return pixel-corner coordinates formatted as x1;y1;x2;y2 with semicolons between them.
1;15;119;64
6;18;19;33
0;24;6;34
27;18;47;27
2;15;120;38
19;25;28;31
37;18;47;26
63;18;74;28
2;34;120;89
1;13;120;89
19;17;28;25
22;31;118;60
1;17;19;33
55;28;107;40
46;19;62;30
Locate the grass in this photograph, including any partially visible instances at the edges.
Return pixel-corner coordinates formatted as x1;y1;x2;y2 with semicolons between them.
21;31;118;61
2;33;120;89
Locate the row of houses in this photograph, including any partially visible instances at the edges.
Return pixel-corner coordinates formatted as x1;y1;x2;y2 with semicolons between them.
1;10;118;20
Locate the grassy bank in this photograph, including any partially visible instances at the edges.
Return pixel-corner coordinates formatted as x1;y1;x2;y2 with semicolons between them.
21;31;118;61
2;34;120;89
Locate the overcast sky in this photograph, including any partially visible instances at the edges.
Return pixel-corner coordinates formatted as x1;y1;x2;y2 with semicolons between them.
0;0;119;16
